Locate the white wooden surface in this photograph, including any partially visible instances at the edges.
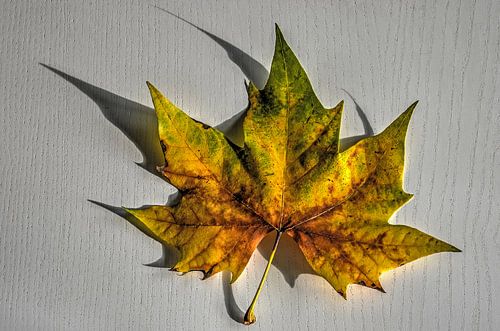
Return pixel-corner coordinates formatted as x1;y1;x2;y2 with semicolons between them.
1;0;499;330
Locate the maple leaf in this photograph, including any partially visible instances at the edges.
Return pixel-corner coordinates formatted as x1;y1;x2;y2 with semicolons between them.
122;25;460;324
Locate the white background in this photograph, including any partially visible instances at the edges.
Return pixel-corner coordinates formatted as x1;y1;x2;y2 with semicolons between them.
1;0;499;330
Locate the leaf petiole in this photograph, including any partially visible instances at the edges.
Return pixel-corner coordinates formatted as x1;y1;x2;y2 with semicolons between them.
244;230;283;325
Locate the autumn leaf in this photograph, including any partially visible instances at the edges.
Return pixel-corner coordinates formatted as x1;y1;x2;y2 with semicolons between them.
122;24;460;324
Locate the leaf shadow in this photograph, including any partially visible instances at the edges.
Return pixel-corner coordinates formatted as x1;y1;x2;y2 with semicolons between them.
221;271;245;322
39;63;165;180
339;89;374;151
153;5;269;90
256;232;315;287
43;11;375;324
87;199;180;268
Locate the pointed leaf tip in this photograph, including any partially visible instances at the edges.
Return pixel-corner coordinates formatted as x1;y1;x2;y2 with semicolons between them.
448;244;462;253
146;81;160;94
338;99;345;109
229;271;240;284
400;100;418;121
386;101;419;133
403;102;418;125
146;81;164;99
274;23;285;43
405;100;419;116
246;80;259;95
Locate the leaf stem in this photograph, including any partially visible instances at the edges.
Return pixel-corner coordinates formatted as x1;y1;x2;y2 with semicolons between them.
244;230;283;325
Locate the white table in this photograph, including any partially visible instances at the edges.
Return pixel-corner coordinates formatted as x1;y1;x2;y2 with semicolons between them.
1;1;498;330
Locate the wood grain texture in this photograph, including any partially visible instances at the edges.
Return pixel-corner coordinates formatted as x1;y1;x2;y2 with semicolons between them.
0;0;498;330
